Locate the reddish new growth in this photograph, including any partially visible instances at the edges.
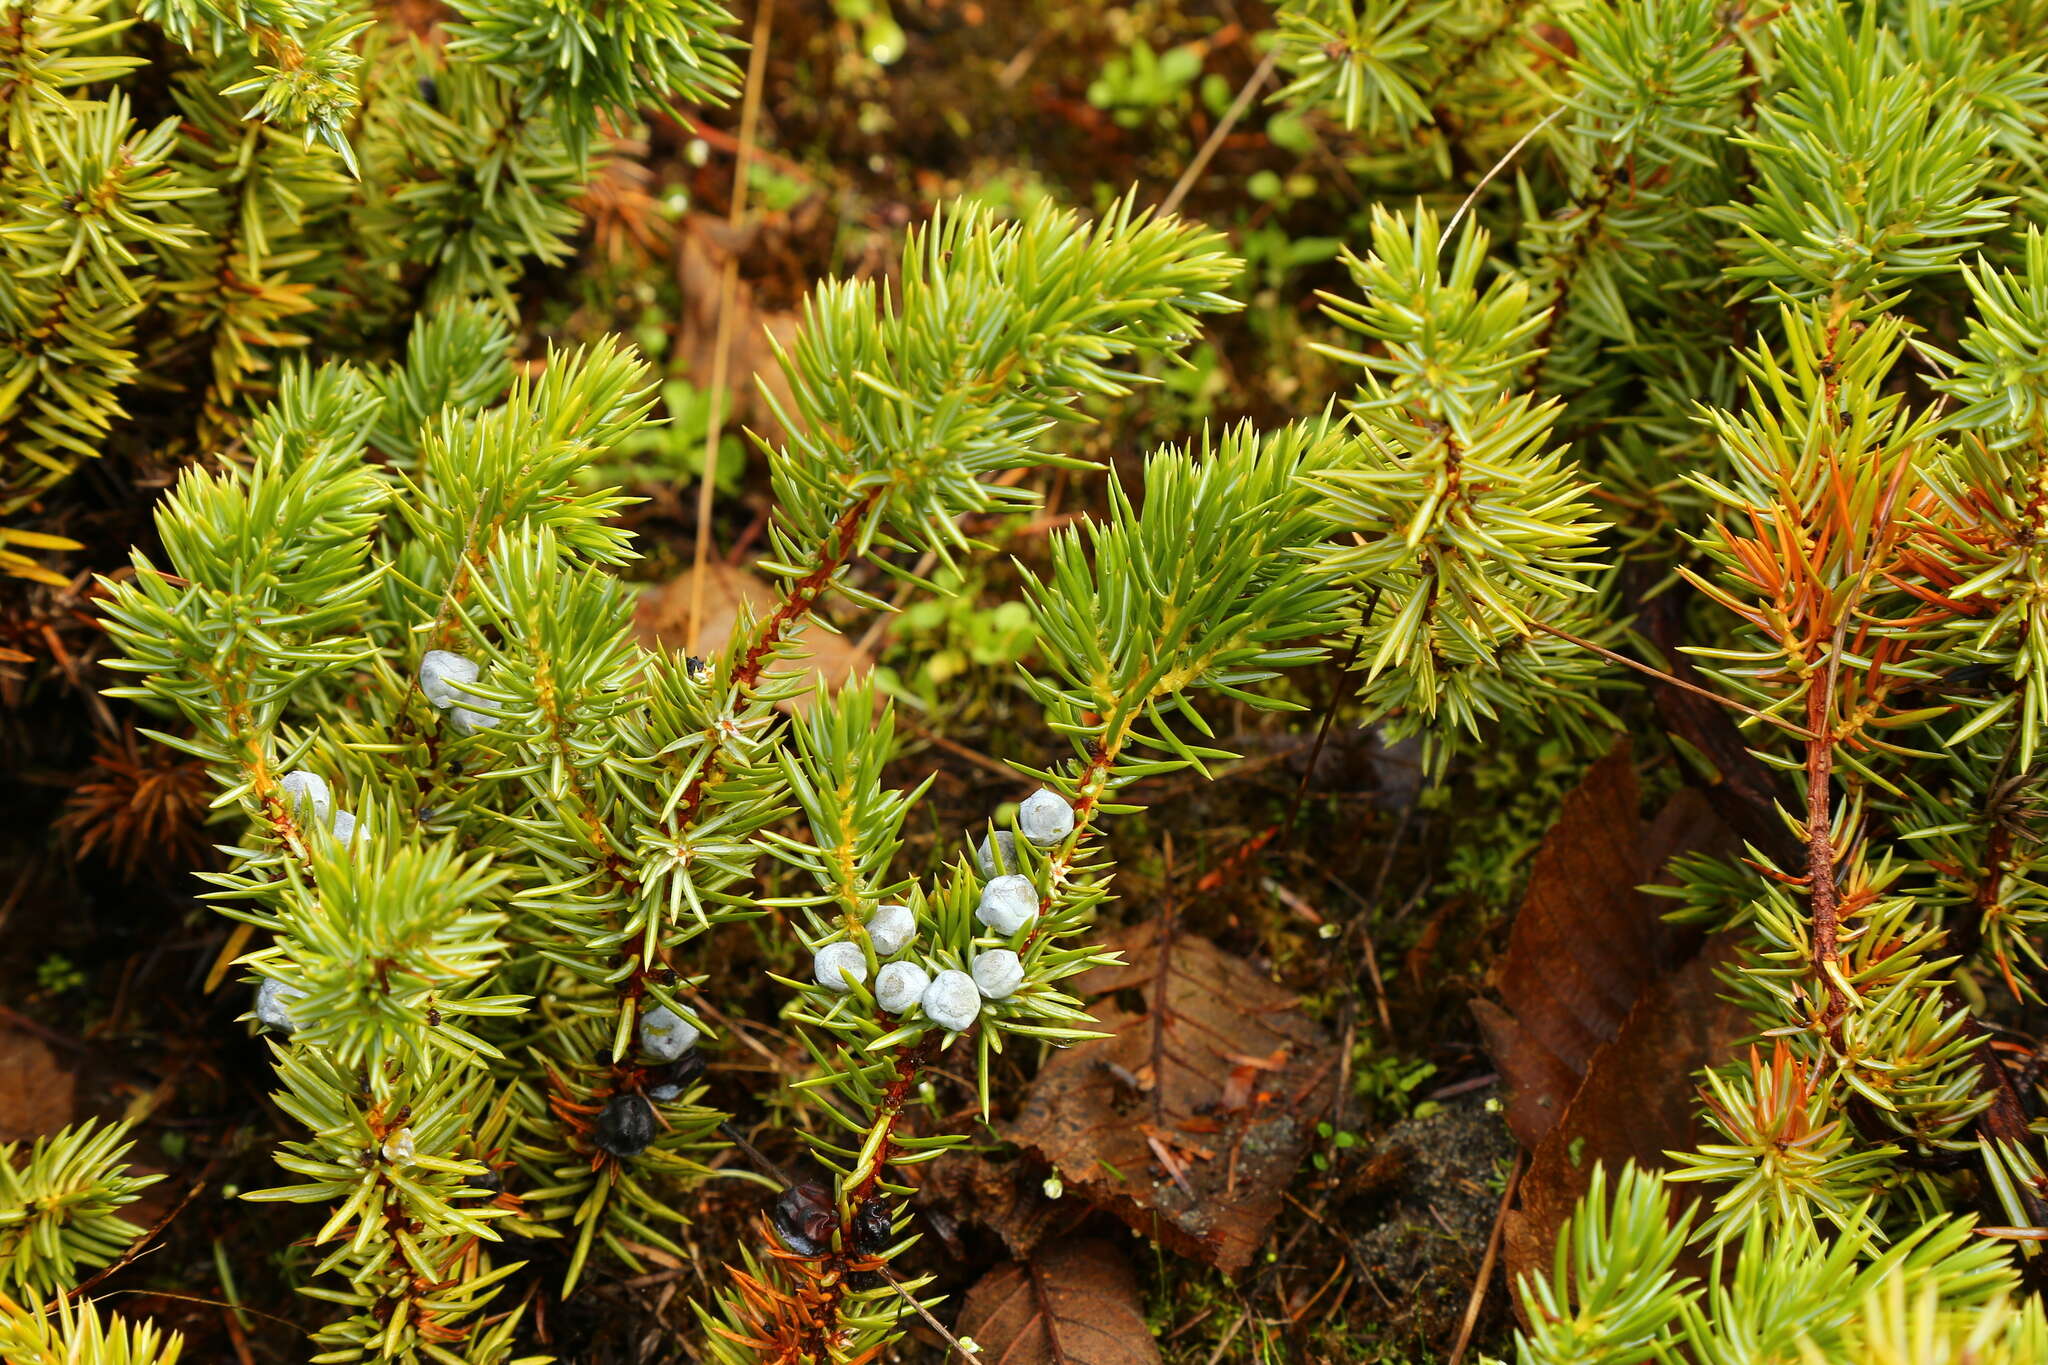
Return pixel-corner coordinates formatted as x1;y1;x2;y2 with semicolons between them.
1706;1042;1838;1155
1681;436;1934;1021
711;1215;888;1365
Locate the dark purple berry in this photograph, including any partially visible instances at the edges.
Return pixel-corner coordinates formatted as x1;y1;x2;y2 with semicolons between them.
851;1196;893;1253
594;1094;657;1159
770;1182;834;1257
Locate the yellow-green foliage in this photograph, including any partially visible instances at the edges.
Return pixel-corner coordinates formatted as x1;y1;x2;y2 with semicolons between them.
0;1120;159;1299
0;0;739;584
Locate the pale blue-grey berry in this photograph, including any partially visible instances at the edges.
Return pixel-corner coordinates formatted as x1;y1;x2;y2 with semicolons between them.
331;809;359;843
255;978;305;1032
639;1005;700;1062
922;970;980;1032
1017;788;1075;847
420;650;480;709
874;960;930;1014
813;940;868;992
972;949;1024;1000
975;830;1020;877
278;770;331;825
449;706;491;735
867;903;916;957
976;874;1038;935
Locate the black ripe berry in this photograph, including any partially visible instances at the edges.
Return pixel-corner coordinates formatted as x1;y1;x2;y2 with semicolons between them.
770;1182;835;1258
851;1196;892;1253
594;1094;657;1159
472;1167;503;1193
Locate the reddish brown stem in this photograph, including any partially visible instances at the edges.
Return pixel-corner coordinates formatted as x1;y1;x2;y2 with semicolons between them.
737;489;883;690
842;1039;937;1210
545;487;893;1134
668;488;885;840
1805;678;1844;1021
1958;821;2014;967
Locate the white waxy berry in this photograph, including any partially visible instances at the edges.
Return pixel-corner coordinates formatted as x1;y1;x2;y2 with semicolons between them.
813;940;868;992
972;949;1024;1000
922;970;981;1032
449;706;491;735
278;770;331;825
976;874;1038;936
867;903;916;957
639;1005;701;1062
331;809;359;843
874;960;931;1014
255;978;305;1032
975;830;1020;877
420;650;480;710
1017;788;1075;848
382;1127;416;1165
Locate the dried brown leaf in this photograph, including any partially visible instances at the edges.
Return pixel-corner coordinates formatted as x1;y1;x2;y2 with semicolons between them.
385;0;451;39
912;1153;1062;1258
1502;935;1749;1291
1636;579;1805;869
672;215;803;443
631;562;869;705
956;1239;1160;1365
0;1028;75;1142
1008;923;1337;1274
1469;743;1749;1302
1471;745;1730;1151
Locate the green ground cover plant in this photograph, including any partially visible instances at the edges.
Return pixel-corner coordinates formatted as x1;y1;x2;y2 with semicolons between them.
16;1;2048;1361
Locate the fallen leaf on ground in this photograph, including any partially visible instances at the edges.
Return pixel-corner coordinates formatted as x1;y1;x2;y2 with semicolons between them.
631;562;869;705
956;1239;1160;1365
1008;921;1337;1274
912;1152;1064;1258
1470;744;1730;1152
1502;934;1749;1291
1468;743;1749;1299
672;215;804;443
0;1027;76;1142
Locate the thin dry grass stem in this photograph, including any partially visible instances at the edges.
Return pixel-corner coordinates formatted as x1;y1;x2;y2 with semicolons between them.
688;0;778;652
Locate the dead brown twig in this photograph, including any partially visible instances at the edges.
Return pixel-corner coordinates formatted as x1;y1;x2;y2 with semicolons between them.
686;0;778;653
1447;1151;1524;1365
